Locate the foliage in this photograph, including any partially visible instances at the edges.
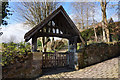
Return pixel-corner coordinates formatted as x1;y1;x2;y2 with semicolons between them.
108;22;120;41
81;21;120;42
81;28;95;41
37;40;42;47
1;42;31;66
1;2;12;25
96;27;102;35
111;35;119;41
54;40;65;50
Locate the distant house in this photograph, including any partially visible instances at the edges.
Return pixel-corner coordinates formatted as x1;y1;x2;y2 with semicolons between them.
108;18;114;24
87;18;114;29
81;17;120;41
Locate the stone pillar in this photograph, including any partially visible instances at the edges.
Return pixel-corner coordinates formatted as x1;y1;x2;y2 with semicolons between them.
73;36;77;53
68;36;78;69
68;40;70;52
73;36;79;70
32;36;37;52
68;38;73;69
31;52;42;77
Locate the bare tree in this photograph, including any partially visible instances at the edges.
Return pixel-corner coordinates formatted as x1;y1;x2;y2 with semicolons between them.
71;2;85;30
100;0;110;42
13;1;59;52
71;2;97;30
91;2;98;42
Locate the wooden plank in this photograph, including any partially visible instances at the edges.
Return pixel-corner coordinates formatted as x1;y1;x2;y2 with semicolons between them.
37;32;71;39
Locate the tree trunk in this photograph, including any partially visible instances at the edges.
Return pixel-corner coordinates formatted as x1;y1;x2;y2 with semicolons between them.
106;28;110;42
93;27;98;42
91;2;98;42
104;10;110;42
102;24;107;42
102;10;106;42
101;1;109;42
86;7;89;29
81;5;84;29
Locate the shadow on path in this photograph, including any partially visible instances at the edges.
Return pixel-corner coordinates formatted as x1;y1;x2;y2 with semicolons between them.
34;67;75;79
42;67;75;75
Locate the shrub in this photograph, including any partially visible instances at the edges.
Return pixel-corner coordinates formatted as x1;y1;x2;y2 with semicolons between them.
37;40;42;47
1;42;31;66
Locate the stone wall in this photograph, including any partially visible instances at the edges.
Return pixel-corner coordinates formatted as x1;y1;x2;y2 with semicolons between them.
78;42;120;69
2;52;42;79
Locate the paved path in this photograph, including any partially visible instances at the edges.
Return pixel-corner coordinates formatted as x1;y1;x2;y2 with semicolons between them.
36;57;119;79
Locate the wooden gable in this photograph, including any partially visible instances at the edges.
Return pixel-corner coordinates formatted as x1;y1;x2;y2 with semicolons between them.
24;6;85;44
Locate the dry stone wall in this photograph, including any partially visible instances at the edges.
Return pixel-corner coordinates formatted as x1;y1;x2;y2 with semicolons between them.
78;42;120;69
2;52;42;79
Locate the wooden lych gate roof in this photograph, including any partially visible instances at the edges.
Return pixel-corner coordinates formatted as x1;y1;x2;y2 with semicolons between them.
24;6;85;44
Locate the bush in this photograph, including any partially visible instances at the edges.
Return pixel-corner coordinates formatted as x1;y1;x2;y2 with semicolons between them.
37;40;42;47
1;42;31;66
81;28;94;41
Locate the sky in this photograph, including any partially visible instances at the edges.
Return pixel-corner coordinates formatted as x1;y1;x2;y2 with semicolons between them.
0;1;119;43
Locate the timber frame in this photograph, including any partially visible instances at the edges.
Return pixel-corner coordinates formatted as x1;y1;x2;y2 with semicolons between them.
24;6;85;51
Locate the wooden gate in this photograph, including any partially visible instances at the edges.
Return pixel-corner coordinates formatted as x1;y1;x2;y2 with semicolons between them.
42;52;69;69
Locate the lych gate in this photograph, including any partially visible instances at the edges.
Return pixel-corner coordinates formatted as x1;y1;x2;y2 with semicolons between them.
24;6;85;69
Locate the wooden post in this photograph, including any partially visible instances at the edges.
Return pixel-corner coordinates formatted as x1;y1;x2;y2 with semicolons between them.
32;36;37;52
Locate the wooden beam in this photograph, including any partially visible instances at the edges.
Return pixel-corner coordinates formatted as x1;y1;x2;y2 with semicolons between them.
46;25;48;33
37;32;71;39
47;25;64;34
41;28;44;33
46;25;60;30
32;36;37;52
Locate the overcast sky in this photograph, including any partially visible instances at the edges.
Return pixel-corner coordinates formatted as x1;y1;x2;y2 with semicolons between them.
0;23;31;43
